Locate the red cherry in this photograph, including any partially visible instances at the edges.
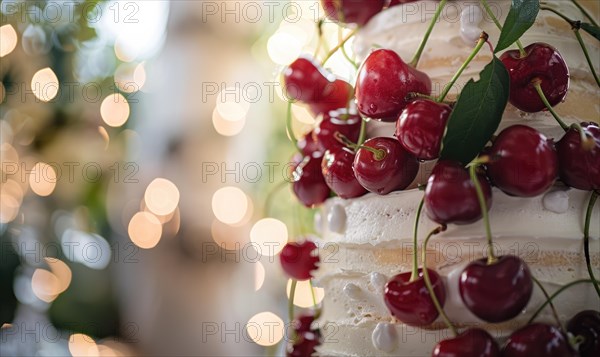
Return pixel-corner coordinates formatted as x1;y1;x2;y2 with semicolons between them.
556;122;600;190
383;269;446;327
298;130;321;157
486;125;558;197
424;161;492;225
503;323;577;357
355;49;432;121
280;240;319;280
567;310;600;357
314;108;362;153
292;154;331;207
388;0;420;6
321;0;385;26
308;79;354;117
352;137;419;194
432;328;500;357
287;332;320;357
459;255;533;323
395;99;452;160
321;148;368;199
283;57;331;103
499;42;569;113
292;314;316;334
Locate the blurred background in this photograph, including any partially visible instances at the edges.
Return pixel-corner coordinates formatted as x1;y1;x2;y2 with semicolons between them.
0;0;358;355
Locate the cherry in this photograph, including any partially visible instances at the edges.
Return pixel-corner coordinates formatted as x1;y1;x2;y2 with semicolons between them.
486;125;558;197
314;108;362;153
292;154;331;207
321;0;385;26
283;57;331;103
383;268;446;327
292;314;316;334
556;122;600;190
459;255;532;323
298;130;321;157
566;310;600;357
395;99;452;160
355;49;432;122
321;148;368;199
287;333;319;357
502;323;577;357
424;161;492;225
499;42;569;113
308;79;354;117
432;328;500;357
280;240;319;280
388;0;420;6
352;137;419;194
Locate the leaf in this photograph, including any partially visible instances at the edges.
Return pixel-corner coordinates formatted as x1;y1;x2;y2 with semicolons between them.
439;57;509;165
581;22;600;41
495;0;540;53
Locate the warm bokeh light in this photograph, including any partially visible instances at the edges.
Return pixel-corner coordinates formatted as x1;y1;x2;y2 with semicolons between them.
114;36;139;63
100;94;130;127
0;24;18;57
31;268;60;302
69;333;99;357
267;31;303;65
249;218;288;256
212;186;249;225
254;261;265;291
44;257;72;294
31;67;59;102
246;312;285;347
128;211;162;249
292;104;316;125
98;126;110;149
133;62;147;90
114;62;147;93
286;279;325;308
215;87;250;122
211;219;250;251
212;108;246;136
0;193;20;223
29;162;57;197
144;178;180;216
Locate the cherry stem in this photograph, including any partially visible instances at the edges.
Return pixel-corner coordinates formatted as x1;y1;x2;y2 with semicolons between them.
479;0;526;56
584;191;600;298
335;132;385;160
570;0;599;27
527;279;595;324
339;27;359;69
357;117;367;146
309;279;322;319
421;224;457;337
438;32;489;102
410;0;448;68
285;101;300;150
468;162;496;263
532;276;564;332
410;198;425;282
321;28;358;66
288;278;297;323
264;181;289;216
531;79;569;132
571;123;596;151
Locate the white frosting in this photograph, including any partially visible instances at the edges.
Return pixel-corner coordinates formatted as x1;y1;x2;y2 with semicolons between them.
314;211;323;234
460;3;483;44
542;190;570;214
369;272;388;293
343;283;362;300
327;203;346;234
371;322;398;353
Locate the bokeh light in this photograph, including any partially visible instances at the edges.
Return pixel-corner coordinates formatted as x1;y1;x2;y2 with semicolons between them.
0;24;17;57
286;279;325;308
128;211;162;249
292;104;316;125
69;333;99;357
100;94;130;127
31;268;60;302
267;31;303;65
211;219;250;251
144;178;180;216
254;261;265;291
212;109;246;136
29;162;57;197
31;67;59;102
246;311;285;347
249;218;288;256
44;257;72;294
212;187;249;225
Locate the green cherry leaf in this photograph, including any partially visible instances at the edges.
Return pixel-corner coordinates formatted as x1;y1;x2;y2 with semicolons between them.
439;57;509;165
495;0;540;53
580;22;600;41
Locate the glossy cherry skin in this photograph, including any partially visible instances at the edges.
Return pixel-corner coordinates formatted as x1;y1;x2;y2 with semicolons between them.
424;161;492;225
396;99;452;160
486;125;558;197
567;310;600;357
280;241;319;280
503;323;577;357
499;42;569;113
292;154;331;207
556;122;600;190
388;0;420;6
309;79;354;117
321;148;368;199
314;109;362;153
355;49;432;121
321;0;385;26
298;130;321;157
292;314;316;334
459;255;533;323
283;57;331;103
383;269;446;327
353;137;419;194
432;328;500;357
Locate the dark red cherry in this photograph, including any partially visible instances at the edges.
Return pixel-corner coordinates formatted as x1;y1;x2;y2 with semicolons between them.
424;161;492;225
292;154;331;207
432;328;500;357
308;79;354;117
314;109;362;153
287;332;320;357
292;314;316;334
353;137;419;194
280;240;319;280
283;57;331;103
321;148;368;199
499;42;569;113
503;323;577;357
298;130;321;157
355;49;432;121
459;255;532;323
556;122;600;190
388;0;420;6
395;99;452;160
567;310;600;357
486;125;558;197
383;269;446;327
321;0;385;26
